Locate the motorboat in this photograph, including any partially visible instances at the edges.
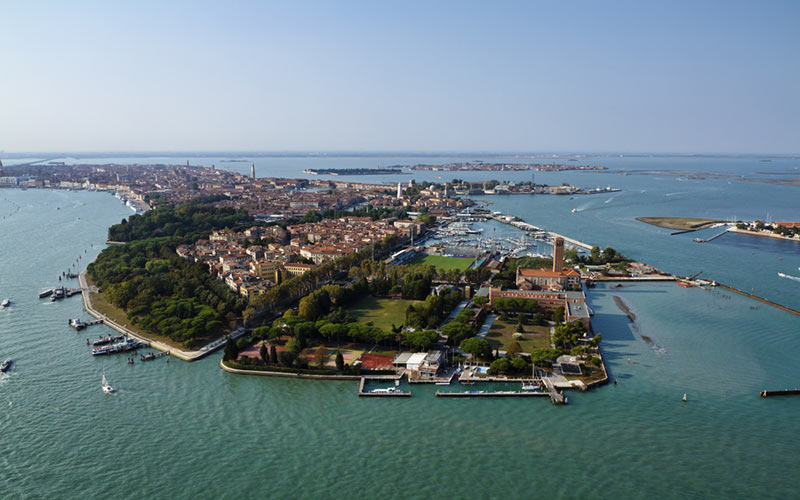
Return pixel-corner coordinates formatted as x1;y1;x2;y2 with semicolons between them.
370;387;401;394
102;371;116;393
682;393;687;402
0;359;11;372
1;298;9;307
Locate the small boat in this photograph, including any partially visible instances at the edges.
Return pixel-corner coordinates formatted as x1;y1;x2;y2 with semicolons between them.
571;208;578;213
521;382;541;391
1;298;9;308
101;371;116;393
39;289;54;299
435;381;451;386
69;318;86;330
0;359;11;372
682;393;687;402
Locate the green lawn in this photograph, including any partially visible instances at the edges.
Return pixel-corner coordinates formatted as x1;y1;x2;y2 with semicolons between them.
348;296;419;331
410;254;474;271
485;320;551;353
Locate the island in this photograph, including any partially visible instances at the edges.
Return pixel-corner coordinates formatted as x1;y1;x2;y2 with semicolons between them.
411;162;607;172
636;217;724;231
6;160;796;402
302;167;404;175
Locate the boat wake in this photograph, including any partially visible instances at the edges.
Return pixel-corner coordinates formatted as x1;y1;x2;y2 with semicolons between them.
778;272;800;283
604;197;614;204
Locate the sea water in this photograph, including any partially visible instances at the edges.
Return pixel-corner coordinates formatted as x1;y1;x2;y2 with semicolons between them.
1;157;799;499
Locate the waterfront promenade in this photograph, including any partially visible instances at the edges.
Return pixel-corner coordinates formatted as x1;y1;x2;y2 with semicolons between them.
79;269;243;361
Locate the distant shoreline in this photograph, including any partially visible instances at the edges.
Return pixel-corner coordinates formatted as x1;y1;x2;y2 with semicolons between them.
728;227;800;243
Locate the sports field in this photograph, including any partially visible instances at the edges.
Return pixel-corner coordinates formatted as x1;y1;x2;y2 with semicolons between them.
410;254;473;271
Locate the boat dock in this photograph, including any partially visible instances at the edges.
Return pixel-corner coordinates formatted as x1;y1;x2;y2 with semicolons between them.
542;378;568;405
436;390;548;398
69;318;103;330
760;389;800;398
140;351;170;361
693;229;729;243
358;376;411;397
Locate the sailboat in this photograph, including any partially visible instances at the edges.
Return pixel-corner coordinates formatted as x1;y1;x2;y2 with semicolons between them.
101;370;116;393
522;363;540;391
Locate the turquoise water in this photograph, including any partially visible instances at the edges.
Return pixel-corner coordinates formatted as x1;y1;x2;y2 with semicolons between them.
1;159;800;499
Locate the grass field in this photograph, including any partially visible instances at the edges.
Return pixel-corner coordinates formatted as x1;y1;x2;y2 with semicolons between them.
348;296;419;331
486;320;551;352
410;254;474;271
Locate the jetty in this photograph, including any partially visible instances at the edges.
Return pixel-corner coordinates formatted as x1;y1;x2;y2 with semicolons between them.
693;229;729;243
69;318;103;330
542;378;568;405
716;282;800;317
140;351;170;361
436;390;548;398
760;389;800;398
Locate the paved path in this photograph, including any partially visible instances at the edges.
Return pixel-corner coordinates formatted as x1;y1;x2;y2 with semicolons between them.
439;300;469;328
79;270;244;361
477;314;496;339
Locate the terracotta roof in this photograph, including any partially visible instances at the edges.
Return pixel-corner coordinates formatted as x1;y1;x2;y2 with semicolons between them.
518;268;579;278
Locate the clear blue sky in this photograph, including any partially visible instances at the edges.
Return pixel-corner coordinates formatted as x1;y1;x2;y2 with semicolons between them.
1;0;798;153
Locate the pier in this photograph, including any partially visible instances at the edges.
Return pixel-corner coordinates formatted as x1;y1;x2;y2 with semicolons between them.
542;378;568;405
140;351;170;361
692;229;729;243
436;390;549;398
760;389;800;398
69;318;103;330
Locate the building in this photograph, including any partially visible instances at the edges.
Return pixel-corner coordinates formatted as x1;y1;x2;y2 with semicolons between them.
283;262;315;276
487;287;592;332
516;267;581;290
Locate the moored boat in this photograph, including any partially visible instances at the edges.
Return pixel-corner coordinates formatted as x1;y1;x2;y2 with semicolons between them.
370;387;401;394
92;337;145;356
92;334;125;347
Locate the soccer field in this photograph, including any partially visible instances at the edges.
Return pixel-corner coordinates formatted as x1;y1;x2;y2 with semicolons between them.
410;254;473;271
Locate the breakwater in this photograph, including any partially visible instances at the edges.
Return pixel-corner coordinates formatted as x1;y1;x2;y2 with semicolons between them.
716;282;800;317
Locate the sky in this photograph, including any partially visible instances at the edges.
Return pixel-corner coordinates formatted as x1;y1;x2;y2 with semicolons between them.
1;0;798;154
